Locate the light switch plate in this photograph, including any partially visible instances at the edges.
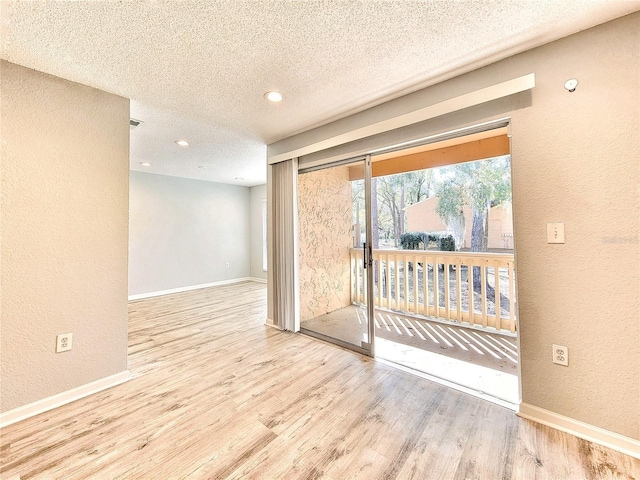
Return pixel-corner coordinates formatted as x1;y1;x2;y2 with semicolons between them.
547;223;565;244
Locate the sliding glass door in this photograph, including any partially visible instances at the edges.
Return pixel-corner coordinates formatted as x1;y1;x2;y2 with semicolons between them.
298;156;375;355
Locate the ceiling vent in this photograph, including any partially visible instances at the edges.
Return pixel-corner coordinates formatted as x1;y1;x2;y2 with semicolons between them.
130;118;143;130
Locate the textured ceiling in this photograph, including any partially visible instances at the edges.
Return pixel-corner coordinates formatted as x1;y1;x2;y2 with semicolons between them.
2;1;639;186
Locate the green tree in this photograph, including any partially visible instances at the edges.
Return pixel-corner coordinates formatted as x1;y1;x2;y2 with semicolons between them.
435;156;512;306
435;156;511;252
352;178;379;248
352;179;365;246
371;177;379;249
435;180;466;250
377;171;429;247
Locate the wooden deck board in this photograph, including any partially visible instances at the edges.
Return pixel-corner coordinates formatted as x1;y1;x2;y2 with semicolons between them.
1;282;638;479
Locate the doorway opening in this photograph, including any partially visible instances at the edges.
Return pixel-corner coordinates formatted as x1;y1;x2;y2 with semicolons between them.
297;126;519;405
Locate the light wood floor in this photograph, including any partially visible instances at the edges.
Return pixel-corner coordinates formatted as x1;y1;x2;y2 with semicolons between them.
2;281;639;479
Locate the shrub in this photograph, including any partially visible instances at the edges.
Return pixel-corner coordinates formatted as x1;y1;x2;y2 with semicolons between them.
400;231;455;251
399;232;424;250
439;235;455;252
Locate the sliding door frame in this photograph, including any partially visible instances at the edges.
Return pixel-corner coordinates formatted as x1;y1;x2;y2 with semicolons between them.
296;118;512;362
297;155;376;357
363;155;375;356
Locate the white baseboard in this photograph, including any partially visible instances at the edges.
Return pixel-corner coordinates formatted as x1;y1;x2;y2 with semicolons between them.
248;277;267;284
128;277;262;300
0;370;131;429
518;402;640;459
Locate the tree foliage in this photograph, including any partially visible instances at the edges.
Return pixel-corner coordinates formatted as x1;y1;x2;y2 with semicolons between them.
435;180;466;250
434;155;511;252
377;171;431;246
434;155;512;302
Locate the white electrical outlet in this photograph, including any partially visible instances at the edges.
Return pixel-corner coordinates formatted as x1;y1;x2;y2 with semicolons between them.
56;333;73;353
225;262;230;268
552;344;568;366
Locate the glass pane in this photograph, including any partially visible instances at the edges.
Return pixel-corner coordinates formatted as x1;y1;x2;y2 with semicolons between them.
298;160;370;351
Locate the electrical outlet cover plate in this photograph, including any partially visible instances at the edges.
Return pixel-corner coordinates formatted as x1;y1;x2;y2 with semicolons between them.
56;333;73;353
552;344;568;366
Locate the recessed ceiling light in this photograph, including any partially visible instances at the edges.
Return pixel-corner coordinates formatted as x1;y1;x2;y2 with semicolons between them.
235;177;244;181
175;140;189;147
139;162;152;167
264;91;283;103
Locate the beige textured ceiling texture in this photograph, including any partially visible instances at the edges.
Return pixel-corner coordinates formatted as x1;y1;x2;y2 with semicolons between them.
2;0;639;186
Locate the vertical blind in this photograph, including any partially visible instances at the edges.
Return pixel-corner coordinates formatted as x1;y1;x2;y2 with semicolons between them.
271;158;300;332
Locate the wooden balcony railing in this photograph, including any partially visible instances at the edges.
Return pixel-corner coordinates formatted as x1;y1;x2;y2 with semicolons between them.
350;248;517;333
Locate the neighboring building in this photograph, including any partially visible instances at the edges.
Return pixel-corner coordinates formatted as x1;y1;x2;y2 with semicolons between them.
406;197;513;250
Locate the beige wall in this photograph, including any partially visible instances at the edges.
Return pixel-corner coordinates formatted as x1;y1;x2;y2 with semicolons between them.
0;62;130;412
508;16;638;440
298;166;353;322
406;198;513;249
269;13;639;440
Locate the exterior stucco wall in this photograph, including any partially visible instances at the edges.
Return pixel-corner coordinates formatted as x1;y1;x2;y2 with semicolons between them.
298;166;353;322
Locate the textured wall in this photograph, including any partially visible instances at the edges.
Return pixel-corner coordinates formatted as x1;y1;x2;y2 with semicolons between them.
509;15;639;440
249;184;267;280
128;172;250;296
0;61;130;412
298;166;353;322
269;13;639;440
